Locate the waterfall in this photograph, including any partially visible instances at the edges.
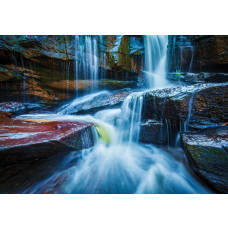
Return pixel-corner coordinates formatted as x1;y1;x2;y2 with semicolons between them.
118;92;144;144
16;35;210;194
144;35;169;88
74;35;99;95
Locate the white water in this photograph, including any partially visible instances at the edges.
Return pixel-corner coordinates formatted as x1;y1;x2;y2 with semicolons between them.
18;90;209;193
74;35;99;95
16;35;210;193
144;35;169;88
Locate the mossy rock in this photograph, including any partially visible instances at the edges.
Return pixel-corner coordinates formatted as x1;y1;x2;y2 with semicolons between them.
181;127;228;193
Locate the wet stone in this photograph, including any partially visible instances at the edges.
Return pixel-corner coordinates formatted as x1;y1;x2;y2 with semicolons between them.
0;102;26;115
0;118;96;167
181;126;228;193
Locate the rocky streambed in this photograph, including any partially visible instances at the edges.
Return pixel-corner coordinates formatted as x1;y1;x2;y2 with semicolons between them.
0;82;227;193
139;82;228;193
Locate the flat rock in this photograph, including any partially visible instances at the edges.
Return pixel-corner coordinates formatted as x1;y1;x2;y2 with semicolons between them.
59;88;133;115
0;117;95;167
181;126;228;193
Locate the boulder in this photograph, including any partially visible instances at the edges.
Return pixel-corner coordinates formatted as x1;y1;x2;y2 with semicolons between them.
0;118;96;167
142;83;228;130
181;126;228;193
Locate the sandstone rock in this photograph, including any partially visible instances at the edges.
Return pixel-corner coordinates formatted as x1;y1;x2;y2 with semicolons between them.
0;118;96;167
181;126;228;193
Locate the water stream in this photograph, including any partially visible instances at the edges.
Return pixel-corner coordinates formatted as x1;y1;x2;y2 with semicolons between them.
15;35;210;194
74;35;99;95
144;35;169;88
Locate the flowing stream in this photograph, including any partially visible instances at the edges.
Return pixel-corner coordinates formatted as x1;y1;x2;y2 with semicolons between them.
16;35;210;194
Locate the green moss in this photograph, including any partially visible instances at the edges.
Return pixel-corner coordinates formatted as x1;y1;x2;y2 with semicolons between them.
117;36;131;71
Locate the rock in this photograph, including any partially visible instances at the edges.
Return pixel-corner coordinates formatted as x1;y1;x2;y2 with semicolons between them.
181;126;228;193
59;88;133;115
168;35;228;73
168;72;228;83
48;79;135;92
0;35;144;77
142;83;228;130
0;102;26;114
139;120;168;144
0;118;96;167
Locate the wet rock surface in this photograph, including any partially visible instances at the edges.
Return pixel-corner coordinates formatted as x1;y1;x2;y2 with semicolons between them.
168;35;228;73
0;101;26;114
181;126;228;193
139;119;179;146
0;35;143;76
0;117;95;167
0;152;74;193
60;88;134;115
168;72;228;83
139;120;168;145
142;83;228;130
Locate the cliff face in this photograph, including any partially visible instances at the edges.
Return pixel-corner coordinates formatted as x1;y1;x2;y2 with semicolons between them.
167;35;228;73
0;35;144;102
0;35;144;77
1;35;227;76
0;35;227;103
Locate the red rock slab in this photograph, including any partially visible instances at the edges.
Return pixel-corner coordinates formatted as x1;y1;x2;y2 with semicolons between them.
0;118;95;167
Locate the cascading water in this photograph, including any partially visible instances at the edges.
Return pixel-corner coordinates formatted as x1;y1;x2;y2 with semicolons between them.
18;90;209;193
144;35;169;88
15;35;210;194
74;35;99;95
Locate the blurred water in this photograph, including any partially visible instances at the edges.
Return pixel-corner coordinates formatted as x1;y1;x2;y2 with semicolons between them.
14;36;211;194
17;91;210;194
144;35;169;88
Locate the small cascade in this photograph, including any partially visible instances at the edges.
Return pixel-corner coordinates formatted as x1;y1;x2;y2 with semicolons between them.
118;92;144;144
144;35;169;88
74;35;99;95
187;93;194;123
98;35;106;81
